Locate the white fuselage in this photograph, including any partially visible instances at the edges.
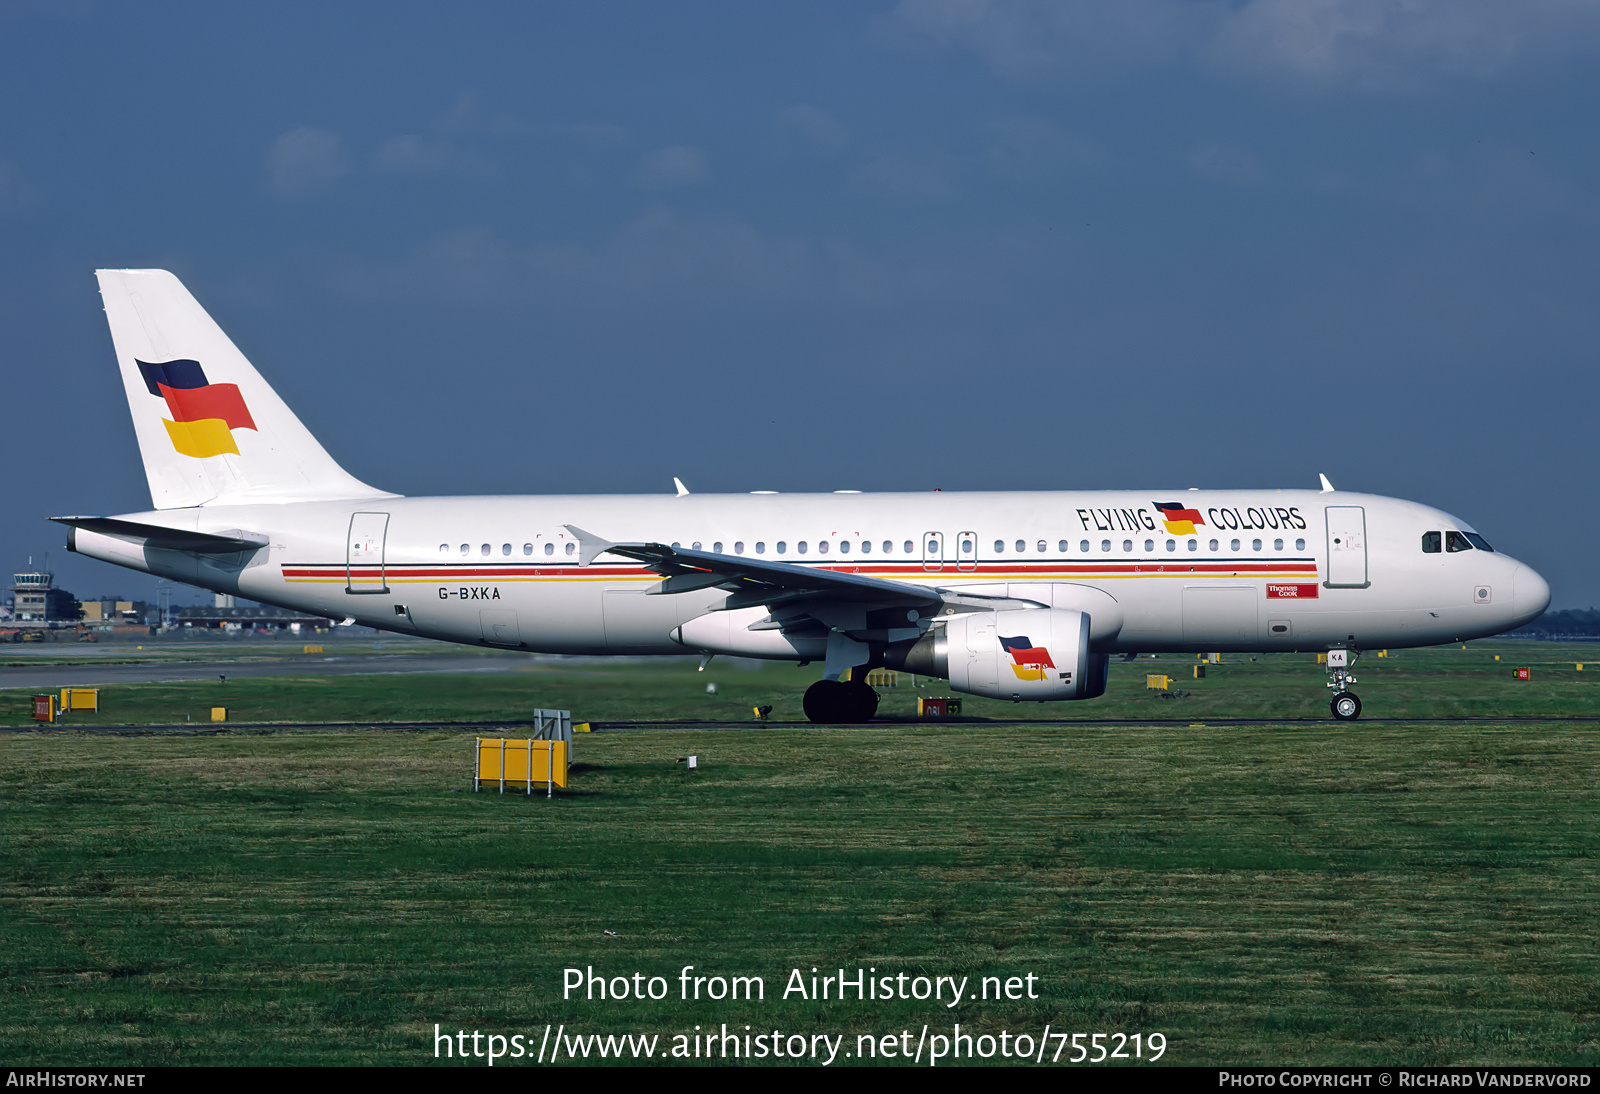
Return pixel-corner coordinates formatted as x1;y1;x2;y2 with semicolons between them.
69;488;1549;656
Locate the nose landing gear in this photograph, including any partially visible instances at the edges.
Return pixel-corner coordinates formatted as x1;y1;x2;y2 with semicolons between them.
1330;691;1362;720
1325;648;1362;720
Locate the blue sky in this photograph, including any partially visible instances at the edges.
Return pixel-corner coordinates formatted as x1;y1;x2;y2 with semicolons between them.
4;1;1597;609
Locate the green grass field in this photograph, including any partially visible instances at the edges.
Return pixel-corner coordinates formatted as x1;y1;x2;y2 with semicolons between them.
1;641;1596;1066
3;639;1597;727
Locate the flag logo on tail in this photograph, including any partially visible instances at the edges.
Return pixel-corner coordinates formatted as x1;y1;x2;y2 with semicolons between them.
138;359;257;458
1155;501;1205;536
999;635;1055;681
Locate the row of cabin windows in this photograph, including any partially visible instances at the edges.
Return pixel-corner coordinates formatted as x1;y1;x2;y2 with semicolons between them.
1421;531;1493;554
440;542;576;557
989;537;1305;554
437;536;1308;559
670;540;918;555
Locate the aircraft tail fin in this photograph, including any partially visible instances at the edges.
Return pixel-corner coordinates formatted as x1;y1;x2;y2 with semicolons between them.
95;269;396;510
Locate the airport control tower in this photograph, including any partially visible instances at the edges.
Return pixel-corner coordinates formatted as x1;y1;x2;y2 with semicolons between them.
9;564;79;628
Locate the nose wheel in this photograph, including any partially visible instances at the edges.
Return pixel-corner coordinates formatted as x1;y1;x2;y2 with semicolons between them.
1324;648;1362;720
1330;691;1362;720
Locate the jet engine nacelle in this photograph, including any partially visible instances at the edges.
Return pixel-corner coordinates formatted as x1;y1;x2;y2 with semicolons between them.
888;607;1109;701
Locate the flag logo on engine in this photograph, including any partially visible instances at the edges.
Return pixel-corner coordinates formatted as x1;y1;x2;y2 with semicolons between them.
999;635;1055;681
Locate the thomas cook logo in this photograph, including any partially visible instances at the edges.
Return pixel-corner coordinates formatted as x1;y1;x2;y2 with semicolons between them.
1154;502;1205;536
138;360;257;458
999;635;1055;681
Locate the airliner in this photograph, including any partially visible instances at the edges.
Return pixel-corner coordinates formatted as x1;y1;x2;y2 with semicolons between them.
57;270;1550;722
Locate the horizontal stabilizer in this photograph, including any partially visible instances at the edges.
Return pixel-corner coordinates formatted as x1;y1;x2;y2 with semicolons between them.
52;515;268;553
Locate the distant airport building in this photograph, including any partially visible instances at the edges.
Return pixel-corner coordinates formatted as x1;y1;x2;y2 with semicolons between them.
8;566;80;627
173;603;336;633
80;599;150;626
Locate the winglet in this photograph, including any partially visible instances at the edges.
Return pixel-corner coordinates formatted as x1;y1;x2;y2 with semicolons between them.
1318;473;1335;493
673;477;690;497
563;524;615;567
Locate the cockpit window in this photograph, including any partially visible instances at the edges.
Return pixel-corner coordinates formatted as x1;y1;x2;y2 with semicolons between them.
1422;531;1441;554
1446;531;1474;552
1464;532;1494;552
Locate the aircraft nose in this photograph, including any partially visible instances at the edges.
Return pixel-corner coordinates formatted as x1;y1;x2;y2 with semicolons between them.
1511;564;1551;627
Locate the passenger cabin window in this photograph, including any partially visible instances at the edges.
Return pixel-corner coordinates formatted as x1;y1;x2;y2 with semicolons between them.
1208;539;1219;552
1274;538;1283;551
1230;539;1240;551
797;541;808;555
1080;540;1090;553
1101;539;1111;552
1016;540;1026;553
1295;538;1305;551
1058;540;1069;552
713;542;722;553
523;543;533;556
1145;539;1155;552
1446;531;1474;552
994;540;1005;553
1123;539;1133;552
839;541;849;554
565;543;575;556
1252;538;1262;552
735;542;745;554
903;540;914;553
460;544;470;556
756;542;766;554
1166;539;1176;552
439;544;449;555
502;543;511;556
1188;539;1198;552
544;543;555;556
859;541;869;554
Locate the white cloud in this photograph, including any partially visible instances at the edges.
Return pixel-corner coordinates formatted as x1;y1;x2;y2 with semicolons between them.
325;211;987;309
888;0;1215;82
265;127;349;197
1203;0;1600;89
375;134;490;177
776;104;851;158
1189;142;1266;186
0;156;37;215
983;116;1106;182
890;0;1600;91
635;146;710;188
853;150;959;204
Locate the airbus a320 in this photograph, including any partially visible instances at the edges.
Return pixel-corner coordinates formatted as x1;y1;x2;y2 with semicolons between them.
58;270;1551;722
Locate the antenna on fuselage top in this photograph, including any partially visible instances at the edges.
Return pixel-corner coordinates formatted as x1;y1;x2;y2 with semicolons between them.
1319;473;1335;493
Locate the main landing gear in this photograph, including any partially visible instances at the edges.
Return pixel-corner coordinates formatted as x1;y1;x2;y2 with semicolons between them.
802;678;880;724
1325;648;1362;721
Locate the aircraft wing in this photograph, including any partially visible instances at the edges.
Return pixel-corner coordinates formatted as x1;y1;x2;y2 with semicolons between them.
564;525;1026;618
